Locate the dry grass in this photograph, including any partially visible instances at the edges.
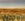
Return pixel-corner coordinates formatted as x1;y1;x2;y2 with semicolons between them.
0;8;25;21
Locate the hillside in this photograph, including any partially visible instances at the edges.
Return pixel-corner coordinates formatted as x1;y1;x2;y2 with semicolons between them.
0;8;25;15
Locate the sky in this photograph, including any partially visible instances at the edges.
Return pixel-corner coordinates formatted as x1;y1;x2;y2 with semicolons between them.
0;0;25;8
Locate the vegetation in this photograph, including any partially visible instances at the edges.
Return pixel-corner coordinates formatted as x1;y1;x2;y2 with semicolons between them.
0;15;25;21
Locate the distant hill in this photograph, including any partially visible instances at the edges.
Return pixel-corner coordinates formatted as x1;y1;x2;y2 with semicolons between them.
0;8;25;15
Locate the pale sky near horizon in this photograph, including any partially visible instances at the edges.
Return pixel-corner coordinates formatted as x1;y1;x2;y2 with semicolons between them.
0;0;24;8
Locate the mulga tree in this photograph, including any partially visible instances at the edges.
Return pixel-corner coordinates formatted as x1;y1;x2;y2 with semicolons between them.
6;15;8;21
2;15;6;21
8;14;12;21
17;16;20;21
21;16;25;21
12;15;15;21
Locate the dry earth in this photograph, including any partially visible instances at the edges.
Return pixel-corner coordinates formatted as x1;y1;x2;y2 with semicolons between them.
0;8;25;21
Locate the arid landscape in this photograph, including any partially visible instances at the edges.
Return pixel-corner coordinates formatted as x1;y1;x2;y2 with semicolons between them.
0;8;25;21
